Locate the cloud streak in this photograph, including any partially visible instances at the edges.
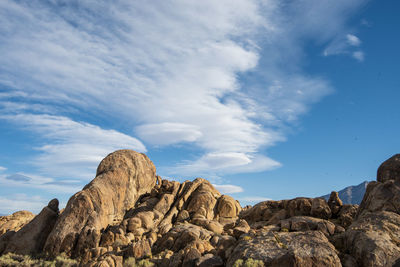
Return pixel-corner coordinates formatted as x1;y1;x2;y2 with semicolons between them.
1;114;145;180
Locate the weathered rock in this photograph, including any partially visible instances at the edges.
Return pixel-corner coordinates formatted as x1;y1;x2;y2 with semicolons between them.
215;235;237;260
239;200;286;224
240;197;331;226
232;219;250;238
44;150;157;257
344;211;400;267
217;195;241;218
358;180;400;217
280;216;335;237
154;223;213;253
285;198;313;217
3;199;59;255
182;247;201;267
377;154;400;183
0;210;35;236
227;230;341;267
311;198;331;219
186;182;221;220
328;191;343;216
338;204;358;228
195;253;224;267
124;239;152;259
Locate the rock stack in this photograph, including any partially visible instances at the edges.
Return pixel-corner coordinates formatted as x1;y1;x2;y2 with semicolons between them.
0;150;400;266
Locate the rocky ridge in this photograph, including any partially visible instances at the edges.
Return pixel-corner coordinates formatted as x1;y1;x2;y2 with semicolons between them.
0;150;400;266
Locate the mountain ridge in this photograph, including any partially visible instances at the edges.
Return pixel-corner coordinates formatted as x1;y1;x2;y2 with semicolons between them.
321;180;370;205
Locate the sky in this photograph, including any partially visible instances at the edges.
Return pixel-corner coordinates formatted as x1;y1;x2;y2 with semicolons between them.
0;0;399;214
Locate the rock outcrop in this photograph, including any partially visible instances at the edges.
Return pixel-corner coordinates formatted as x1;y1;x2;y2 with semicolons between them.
1;150;400;267
44;150;157;257
1;199;59;255
0;211;35;236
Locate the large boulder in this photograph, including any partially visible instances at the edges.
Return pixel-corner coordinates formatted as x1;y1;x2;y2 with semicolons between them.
44;150;157;257
357;180;400;217
343;211;400;267
377;154;400;183
216;195;241;219
226;230;341;267
2;199;59;255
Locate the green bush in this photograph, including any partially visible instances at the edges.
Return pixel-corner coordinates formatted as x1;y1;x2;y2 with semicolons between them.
233;258;264;267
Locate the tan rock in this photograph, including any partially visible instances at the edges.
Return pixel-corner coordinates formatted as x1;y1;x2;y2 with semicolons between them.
3;199;59;255
233;219;250;238
328;191;343;216
358;180;400;217
44;150;157;257
195;253;224;267
186;181;221;220
125;239;152;259
344;211;400;267
217;195;241;218
0;210;35;236
227;230;341;267
338;204;358;228
310;198;331;219
280;216;335;236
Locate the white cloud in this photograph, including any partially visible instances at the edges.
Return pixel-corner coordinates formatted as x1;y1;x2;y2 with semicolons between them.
0;172;82;194
347;34;361;46
0;194;47;214
168;153;281;177
0;166;6;172
213;184;244;194
324;33;364;61
0;0;366;177
352;51;365;62
1;114;146;180
136;123;202;146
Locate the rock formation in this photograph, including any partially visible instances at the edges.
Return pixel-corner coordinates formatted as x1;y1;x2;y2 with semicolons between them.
0;150;400;267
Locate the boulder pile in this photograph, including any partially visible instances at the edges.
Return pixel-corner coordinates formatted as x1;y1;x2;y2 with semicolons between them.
1;150;400;266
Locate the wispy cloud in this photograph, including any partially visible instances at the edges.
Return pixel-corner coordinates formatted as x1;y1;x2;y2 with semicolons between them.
352;51;365;62
213;184;244;194
347;34;361;46
0;0;367;182
0;114;145;180
323;33;365;61
0;172;82;194
0;166;6;172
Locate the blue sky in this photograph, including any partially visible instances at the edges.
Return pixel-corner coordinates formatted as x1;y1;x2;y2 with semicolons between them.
0;0;399;214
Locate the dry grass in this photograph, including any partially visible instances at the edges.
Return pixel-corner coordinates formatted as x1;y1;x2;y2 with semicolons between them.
0;252;78;267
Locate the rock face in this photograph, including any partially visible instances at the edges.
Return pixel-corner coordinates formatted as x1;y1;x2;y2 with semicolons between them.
227;230;341;267
44;150;157;257
0;211;35;236
377;154;400;183
1;199;59;255
1;150;400;267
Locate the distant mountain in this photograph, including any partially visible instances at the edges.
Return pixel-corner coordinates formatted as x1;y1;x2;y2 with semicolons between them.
322;181;370;205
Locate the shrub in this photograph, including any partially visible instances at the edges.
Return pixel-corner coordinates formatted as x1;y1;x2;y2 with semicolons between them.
233;258;265;267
